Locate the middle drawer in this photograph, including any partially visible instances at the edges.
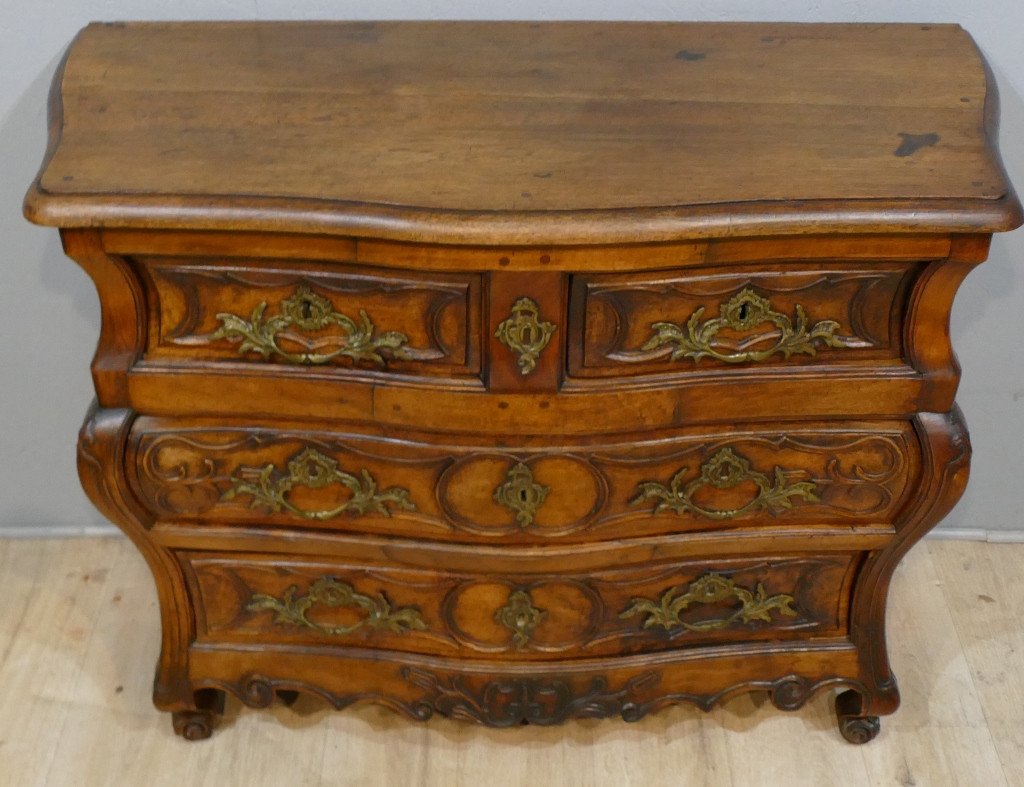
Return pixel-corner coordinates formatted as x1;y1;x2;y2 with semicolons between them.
129;418;920;543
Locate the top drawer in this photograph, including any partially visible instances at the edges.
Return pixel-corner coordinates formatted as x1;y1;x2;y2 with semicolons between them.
568;262;918;380
137;257;483;383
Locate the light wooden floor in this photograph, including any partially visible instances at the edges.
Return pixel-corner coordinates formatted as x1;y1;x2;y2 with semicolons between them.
1;538;1021;787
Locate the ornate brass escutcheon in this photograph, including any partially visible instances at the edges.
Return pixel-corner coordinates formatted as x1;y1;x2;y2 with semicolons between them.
640;287;854;364
495;589;546;648
247;576;427;636
222;446;415;520
620;573;797;632
494;297;556;375
211;285;410;366
630;447;818;520
493;462;550;527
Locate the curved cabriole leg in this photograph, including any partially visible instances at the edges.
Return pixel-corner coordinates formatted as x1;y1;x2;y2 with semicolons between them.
836;689;881;744
66;232;204;728
844;409;970;735
77;405;199;724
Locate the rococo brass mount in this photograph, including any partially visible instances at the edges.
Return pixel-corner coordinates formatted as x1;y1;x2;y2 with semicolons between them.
495;589;546;648
495;297;556;375
493;462;550;526
642;287;854;365
223;447;416;520
211;285;410;366
620;573;798;632
247;577;427;636
631;447;819;520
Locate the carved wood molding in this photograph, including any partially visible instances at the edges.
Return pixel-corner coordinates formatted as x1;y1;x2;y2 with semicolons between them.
152;265;468;363
192;558;844;656
133;430;913;534
402;668;659;726
580;269;905;370
195;669;871;727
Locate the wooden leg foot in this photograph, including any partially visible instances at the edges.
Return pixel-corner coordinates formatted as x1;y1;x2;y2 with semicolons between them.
171;689;225;741
172;709;216;741
836;689;881;744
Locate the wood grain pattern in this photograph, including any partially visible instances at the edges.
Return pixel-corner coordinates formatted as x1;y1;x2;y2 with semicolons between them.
103;228;956;272
24;22;1022;243
570;263;916;377
138;257;482;380
22;20;1022;743
127;419;919;541
182;553;855;659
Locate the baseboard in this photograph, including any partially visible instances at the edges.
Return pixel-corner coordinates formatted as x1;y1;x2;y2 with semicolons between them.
925;528;1024;543
0;523;121;538
2;524;1024;542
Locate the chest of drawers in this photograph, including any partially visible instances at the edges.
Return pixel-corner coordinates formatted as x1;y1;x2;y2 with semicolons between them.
25;21;1021;742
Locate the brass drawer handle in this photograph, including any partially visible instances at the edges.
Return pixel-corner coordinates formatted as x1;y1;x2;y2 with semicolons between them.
495;297;556;375
211;285;410;366
493;462;549;526
248;577;427;636
222;447;416;520
620;573;797;632
641;287;852;364
630;447;818;520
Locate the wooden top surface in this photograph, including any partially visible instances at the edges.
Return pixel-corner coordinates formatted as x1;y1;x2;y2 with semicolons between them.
25;21;1022;244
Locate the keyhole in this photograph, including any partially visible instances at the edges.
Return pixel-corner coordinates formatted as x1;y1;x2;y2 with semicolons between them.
518;489;529;503
738;303;749;321
301;301;313;320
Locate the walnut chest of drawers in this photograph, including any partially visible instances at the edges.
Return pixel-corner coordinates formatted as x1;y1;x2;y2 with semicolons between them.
25;21;1022;742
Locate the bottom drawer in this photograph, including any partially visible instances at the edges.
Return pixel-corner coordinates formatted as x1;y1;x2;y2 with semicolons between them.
182;551;860;660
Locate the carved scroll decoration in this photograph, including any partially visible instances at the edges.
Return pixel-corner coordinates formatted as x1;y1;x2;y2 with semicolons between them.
402;668;659;727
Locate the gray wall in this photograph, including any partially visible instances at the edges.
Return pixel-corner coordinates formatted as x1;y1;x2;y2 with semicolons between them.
2;1;1022;536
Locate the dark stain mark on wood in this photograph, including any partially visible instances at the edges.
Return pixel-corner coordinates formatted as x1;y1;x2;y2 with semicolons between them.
895;133;939;157
675;49;707;61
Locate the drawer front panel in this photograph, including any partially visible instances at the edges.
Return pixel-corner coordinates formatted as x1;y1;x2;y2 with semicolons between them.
183;552;857;660
138;257;482;380
130;419;919;542
569;262;918;379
